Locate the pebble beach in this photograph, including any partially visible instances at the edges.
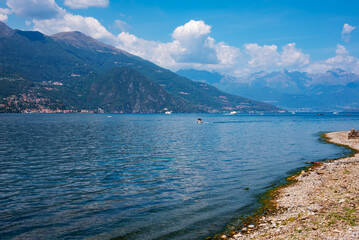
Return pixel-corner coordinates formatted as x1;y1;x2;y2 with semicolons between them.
230;131;359;240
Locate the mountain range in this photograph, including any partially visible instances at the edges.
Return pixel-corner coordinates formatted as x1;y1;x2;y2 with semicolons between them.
177;68;359;112
0;21;280;113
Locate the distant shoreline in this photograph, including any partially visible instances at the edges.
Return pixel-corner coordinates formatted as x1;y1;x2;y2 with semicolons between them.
223;131;359;239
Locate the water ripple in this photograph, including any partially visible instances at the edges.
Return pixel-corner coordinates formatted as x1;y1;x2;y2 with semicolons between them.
0;113;357;239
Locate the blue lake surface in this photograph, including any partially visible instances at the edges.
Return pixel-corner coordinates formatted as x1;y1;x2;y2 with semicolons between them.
0;113;358;239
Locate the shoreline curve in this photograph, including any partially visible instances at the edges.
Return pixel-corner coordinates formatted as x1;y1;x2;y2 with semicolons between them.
223;131;359;239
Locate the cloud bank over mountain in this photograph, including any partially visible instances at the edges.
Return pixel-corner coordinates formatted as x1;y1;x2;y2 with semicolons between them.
2;0;359;76
305;44;359;74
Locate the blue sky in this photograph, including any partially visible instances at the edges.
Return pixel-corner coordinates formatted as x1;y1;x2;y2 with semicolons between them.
1;0;359;76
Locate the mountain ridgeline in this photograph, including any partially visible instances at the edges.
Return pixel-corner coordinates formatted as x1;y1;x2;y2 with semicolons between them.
177;68;359;112
0;22;280;113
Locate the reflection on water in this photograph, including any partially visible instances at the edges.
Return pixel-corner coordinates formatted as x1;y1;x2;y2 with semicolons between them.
0;113;357;239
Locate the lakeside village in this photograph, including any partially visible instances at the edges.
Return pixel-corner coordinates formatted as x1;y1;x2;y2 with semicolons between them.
0;97;268;114
1;79;281;114
0;95;278;114
0;92;104;113
0;79;99;113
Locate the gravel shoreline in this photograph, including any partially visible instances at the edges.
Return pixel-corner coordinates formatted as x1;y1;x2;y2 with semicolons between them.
229;131;359;240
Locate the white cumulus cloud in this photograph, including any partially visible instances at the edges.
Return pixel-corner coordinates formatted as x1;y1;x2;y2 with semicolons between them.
335;44;349;55
115;20;241;71
116;32;184;68
342;23;356;42
64;0;109;9
215;42;241;65
280;43;310;67
33;13;114;40
244;43;310;71
0;8;11;21
7;0;113;41
0;8;11;22
306;44;359;74
171;20;218;64
245;43;280;69
0;8;11;15
6;0;64;19
114;19;129;32
342;23;356;34
0;14;7;22
172;20;211;39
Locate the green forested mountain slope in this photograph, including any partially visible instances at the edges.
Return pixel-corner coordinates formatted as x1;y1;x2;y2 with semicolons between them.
0;22;280;113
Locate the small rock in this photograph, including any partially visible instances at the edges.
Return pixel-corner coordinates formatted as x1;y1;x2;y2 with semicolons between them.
221;235;227;239
248;224;254;229
241;227;247;232
233;233;242;238
312;226;318;230
319;208;326;213
338;199;346;203
307;206;318;212
316;170;325;174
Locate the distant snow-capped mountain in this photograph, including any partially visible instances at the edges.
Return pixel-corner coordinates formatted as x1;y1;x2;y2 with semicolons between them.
177;68;359;111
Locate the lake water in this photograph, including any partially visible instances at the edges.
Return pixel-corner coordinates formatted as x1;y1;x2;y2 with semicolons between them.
0;113;358;239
